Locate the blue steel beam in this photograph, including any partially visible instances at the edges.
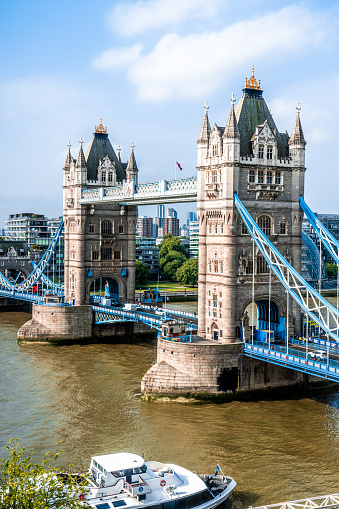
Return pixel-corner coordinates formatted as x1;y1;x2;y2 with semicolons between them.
234;193;339;343
300;196;339;265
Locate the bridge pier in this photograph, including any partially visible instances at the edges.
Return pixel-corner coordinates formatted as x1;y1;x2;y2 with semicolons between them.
141;337;304;399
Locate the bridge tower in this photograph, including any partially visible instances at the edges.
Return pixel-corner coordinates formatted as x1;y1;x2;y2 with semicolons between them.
197;68;306;343
63;119;138;305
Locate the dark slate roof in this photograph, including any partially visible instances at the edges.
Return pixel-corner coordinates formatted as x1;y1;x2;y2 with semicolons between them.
235;88;288;157
85;132;125;181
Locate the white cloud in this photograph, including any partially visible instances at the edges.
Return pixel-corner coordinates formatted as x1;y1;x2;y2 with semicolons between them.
94;5;335;102
108;0;222;37
92;44;143;72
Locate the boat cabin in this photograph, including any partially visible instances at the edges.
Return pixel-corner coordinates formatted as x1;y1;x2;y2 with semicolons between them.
90;453;147;488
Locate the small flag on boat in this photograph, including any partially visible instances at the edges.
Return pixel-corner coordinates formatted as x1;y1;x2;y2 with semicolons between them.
214;464;220;476
176;161;183;171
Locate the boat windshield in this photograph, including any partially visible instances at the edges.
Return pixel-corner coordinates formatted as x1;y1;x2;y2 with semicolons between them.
112;465;147;478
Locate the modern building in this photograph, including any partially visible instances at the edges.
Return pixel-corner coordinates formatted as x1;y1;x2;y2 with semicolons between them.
157;205;165;219
186;211;197;226
137;216;154;237
167;207;177;218
189;221;199;258
162;217;179;236
5;213;49;248
136;237;159;275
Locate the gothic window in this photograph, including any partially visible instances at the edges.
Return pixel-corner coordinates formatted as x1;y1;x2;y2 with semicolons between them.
267;146;273;160
257;254;268;274
108;173;113;183
101;220;112;235
207;172;211;183
258;145;264;159
249;170;255;183
69;221;76;233
258;170;264;183
114;250;121;260
241;259;247;275
101;246;112;260
275;172;281;185
101;172;106;183
92;250;99;261
215;223;218;234
209;222;212;234
212;171;218;183
214;259;218;273
267;171;272;184
212;145;218;156
89;224;95;233
70;249;76;260
245;260;253;275
70;270;76;291
208;260;212;272
241;221;248;235
280;222;286;235
220;260;224;273
221;223;224;234
219;171;222;182
258;215;271;236
118;224;124;234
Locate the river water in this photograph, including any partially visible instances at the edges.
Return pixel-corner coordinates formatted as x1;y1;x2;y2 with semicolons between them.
0;307;339;507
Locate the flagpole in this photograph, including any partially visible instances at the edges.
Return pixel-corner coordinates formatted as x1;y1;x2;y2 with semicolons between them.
175;161;177;180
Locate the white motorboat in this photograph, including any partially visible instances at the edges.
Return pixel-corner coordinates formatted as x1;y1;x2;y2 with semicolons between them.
78;452;236;509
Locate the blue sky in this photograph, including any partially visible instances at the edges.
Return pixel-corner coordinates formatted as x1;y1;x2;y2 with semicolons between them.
1;0;339;226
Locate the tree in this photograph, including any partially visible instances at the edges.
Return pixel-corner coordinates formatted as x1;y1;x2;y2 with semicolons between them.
0;439;89;508
325;262;338;277
135;260;149;286
176;258;199;286
158;235;188;280
158;234;188;259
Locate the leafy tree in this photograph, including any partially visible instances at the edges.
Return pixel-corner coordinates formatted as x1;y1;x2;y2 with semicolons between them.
135;260;149;286
325;262;338;277
0;438;89;508
176;258;199;286
161;259;184;281
158;234;188;259
158;235;188;280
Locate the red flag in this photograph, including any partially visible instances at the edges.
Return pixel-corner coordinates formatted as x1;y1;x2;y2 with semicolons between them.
176;162;183;171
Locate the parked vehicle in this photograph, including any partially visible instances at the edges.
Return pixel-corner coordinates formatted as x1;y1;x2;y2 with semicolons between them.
307;350;327;361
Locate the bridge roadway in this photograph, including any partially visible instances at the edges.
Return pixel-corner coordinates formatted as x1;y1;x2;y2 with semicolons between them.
251;492;339;509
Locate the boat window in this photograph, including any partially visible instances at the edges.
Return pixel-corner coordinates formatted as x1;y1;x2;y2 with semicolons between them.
133;465;147;474
165;502;176;509
93;460;98;468
112;470;125;478
95;504;111;509
97;463;103;472
112;501;127;507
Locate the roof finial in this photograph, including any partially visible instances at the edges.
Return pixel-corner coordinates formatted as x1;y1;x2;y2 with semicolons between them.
131;142;135;151
245;66;261;90
230;92;236;105
67;141;71;149
204;100;209;113
79;137;83;146
296;101;301;113
95;117;107;134
117;144;121;161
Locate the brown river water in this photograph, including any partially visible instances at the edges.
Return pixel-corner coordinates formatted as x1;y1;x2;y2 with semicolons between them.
0;306;339;507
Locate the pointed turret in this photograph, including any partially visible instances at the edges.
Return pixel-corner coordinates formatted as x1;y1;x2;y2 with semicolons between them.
289;103;306;146
223;93;240;139
197;101;211;166
126;142;138;184
75;138;87;169
63;141;72;171
288;103;306;167
223;93;241;163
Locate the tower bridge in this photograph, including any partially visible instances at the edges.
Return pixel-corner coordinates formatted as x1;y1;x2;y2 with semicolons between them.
8;69;339;393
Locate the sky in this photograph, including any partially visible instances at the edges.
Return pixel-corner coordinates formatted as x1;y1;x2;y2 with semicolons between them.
1;0;339;227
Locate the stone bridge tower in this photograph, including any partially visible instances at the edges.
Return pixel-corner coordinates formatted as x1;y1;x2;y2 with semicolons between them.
197;68;306;343
63;119;138;305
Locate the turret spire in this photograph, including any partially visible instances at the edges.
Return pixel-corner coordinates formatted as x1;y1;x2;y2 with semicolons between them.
197;101;211;143
223;93;240;139
126;142;138;182
75;137;87;168
63;141;72;170
289;102;306;146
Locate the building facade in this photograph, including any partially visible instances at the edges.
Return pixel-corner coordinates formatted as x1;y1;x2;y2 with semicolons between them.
5;213;48;248
197;69;306;342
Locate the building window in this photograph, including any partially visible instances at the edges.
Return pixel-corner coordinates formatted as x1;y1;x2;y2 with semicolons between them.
212;145;218;157
114;250;121;260
214;259;218;273
267;146;273;159
221;223;224;234
241;221;248;235
212;170;218;183
280;222;286;235
267;171;272;184
220;260;224;273
258;145;264;159
209;223;212;234
101;220;112;235
118;224;124;234
215;223;218;234
245;260;253;275
257;254;268;274
258;170;264;183
275;172;281;185
69;221;76;233
108;173;113;183
101;172;106;183
92;250;99;261
258;215;271;236
101;246;112;260
249;170;255;183
89;224;95;233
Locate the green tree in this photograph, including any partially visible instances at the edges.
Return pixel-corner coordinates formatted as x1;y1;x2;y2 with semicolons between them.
176;258;199;286
158;235;188;280
135;260;149;286
0;439;89;508
325;262;338;277
158;234;188;259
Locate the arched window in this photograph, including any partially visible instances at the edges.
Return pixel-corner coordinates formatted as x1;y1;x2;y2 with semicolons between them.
258;215;271;236
258;145;264;159
267;146;273;159
101;172;106;183
257;254;268;274
101;246;112;260
280;222;286;235
118;224;124;234
101;220;112;235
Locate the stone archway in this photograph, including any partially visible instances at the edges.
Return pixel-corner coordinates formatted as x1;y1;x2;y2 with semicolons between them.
88;273;126;304
211;322;219;340
241;295;287;342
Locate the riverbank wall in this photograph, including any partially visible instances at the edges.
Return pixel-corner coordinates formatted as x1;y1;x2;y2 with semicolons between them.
0;297;32;313
17;304;156;343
